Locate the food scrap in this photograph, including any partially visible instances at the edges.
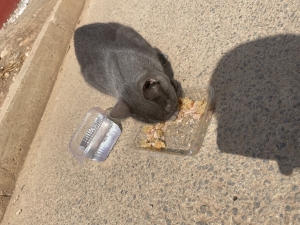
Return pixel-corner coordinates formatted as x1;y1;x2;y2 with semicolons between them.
140;123;166;149
140;97;208;149
177;97;207;123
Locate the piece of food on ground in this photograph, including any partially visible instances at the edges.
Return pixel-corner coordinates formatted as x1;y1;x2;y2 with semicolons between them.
140;97;208;150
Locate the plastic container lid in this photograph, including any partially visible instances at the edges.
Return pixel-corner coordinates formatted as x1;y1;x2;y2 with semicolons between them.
69;107;121;163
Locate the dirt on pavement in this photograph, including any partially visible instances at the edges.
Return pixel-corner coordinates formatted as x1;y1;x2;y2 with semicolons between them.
0;0;58;220
0;0;57;108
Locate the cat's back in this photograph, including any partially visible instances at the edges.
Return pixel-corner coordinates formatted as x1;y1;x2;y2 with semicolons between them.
74;23;157;96
74;23;151;62
74;23;120;49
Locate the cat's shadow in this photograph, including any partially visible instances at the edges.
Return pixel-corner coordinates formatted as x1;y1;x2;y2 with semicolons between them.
210;34;300;175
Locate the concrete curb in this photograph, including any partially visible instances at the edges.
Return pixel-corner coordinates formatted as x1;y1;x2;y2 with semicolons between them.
0;0;85;219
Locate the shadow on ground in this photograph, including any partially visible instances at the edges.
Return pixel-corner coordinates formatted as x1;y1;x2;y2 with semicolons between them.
210;34;300;175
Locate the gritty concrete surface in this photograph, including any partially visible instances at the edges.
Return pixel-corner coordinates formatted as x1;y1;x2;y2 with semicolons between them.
2;0;300;224
0;0;85;221
0;0;58;107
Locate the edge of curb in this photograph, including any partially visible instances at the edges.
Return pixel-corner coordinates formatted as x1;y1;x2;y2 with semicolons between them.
0;0;86;220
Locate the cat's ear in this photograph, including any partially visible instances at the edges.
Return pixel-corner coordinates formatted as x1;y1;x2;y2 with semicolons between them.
109;99;132;119
142;78;160;100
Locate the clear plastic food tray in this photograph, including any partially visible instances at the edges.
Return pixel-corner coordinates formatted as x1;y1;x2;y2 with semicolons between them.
69;107;121;163
128;86;214;156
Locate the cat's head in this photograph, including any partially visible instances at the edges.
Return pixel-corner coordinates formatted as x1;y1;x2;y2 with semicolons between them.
109;71;182;124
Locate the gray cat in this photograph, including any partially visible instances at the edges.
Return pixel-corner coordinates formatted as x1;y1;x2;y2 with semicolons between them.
74;22;182;123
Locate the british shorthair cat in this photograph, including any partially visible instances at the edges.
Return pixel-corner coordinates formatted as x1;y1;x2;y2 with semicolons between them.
74;22;182;124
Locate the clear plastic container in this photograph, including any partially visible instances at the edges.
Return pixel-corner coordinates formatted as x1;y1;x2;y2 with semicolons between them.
127;86;214;156
69;107;121;163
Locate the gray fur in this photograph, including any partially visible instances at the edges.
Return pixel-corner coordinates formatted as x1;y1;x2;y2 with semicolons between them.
74;22;182;123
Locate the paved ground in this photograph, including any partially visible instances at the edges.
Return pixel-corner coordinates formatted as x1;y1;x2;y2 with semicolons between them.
2;0;300;224
0;0;57;107
0;0;85;220
0;0;59;218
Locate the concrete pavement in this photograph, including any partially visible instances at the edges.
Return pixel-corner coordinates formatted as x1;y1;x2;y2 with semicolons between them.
0;0;85;220
2;0;300;224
